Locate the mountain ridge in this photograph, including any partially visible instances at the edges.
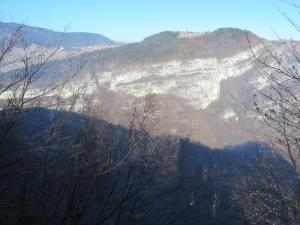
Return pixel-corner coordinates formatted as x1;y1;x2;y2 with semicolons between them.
0;22;119;48
38;27;264;78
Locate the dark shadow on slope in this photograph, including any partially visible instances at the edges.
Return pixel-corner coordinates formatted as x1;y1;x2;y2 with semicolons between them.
0;107;296;225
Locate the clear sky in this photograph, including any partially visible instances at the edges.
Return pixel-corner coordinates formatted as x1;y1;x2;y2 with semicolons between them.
1;0;300;42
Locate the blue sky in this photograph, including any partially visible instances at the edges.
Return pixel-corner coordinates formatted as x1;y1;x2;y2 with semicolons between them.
1;0;300;42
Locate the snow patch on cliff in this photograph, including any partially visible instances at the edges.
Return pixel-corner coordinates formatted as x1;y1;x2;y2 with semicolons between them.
221;108;238;121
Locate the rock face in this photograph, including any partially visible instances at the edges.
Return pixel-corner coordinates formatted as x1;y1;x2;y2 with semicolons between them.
92;44;263;109
62;41;274;148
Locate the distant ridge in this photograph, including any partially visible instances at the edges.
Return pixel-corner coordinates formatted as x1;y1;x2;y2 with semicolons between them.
0;22;119;48
0;26;264;81
44;27;263;74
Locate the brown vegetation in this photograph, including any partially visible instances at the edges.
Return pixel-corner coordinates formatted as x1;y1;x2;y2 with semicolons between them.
178;32;205;38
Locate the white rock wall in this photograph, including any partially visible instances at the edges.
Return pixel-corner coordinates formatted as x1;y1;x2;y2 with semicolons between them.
0;44;267;111
91;45;264;109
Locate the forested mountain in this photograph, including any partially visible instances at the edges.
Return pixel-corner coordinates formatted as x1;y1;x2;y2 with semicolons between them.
39;28;262;78
0;27;269;148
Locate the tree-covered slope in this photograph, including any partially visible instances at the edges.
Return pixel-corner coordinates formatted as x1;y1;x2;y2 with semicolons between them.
42;28;263;77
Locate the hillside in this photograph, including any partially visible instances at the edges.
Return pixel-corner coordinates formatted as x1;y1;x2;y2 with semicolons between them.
41;28;263;77
0;27;271;148
11;27;269;149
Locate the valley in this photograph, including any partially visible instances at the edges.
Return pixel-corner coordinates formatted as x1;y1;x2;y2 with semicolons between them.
1;21;300;224
7;27;273;148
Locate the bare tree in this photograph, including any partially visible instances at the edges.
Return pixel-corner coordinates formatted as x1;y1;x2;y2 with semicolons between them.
228;1;300;224
0;22;87;224
0;24;188;224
